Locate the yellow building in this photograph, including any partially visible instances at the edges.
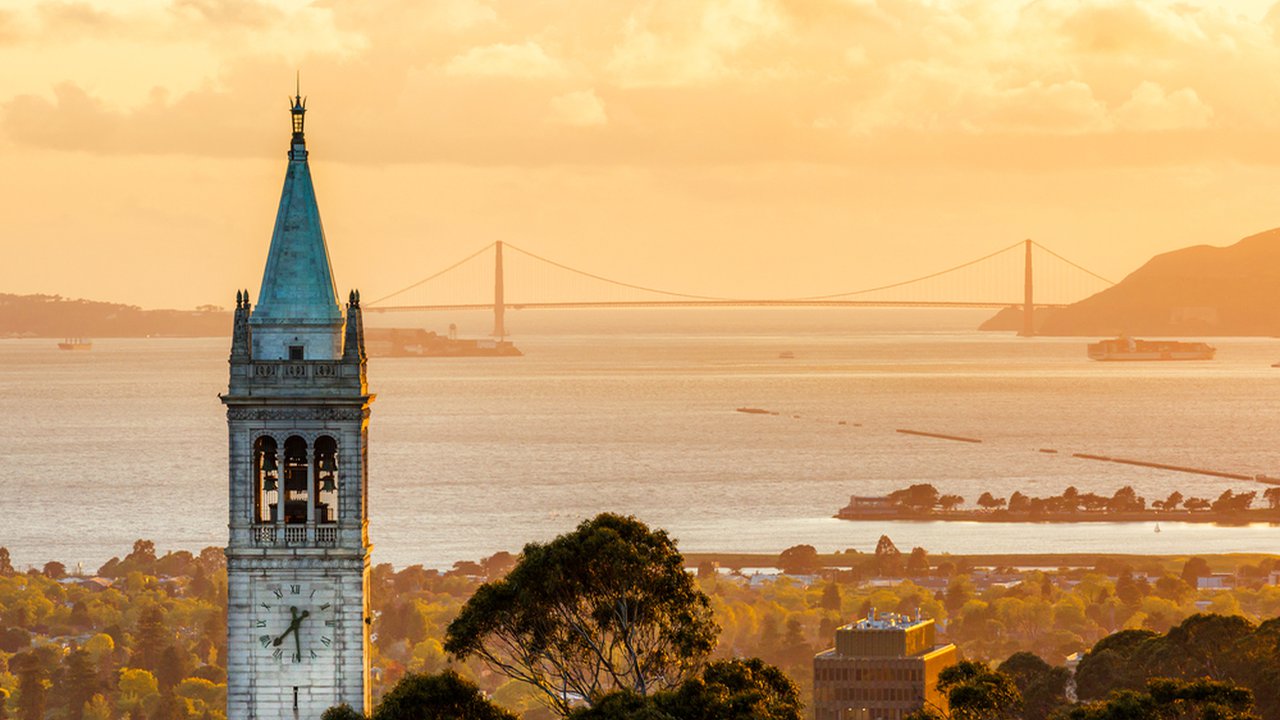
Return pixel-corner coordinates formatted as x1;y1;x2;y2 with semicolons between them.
813;611;958;720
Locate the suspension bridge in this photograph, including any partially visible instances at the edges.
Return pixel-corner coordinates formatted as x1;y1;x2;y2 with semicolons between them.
364;239;1115;338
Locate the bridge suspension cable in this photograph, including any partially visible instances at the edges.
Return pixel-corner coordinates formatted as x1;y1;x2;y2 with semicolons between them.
366;237;1115;310
502;242;738;302
787;240;1028;301
366;242;495;307
1031;241;1114;285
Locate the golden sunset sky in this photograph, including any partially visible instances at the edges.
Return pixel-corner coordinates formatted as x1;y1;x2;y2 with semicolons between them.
4;0;1280;309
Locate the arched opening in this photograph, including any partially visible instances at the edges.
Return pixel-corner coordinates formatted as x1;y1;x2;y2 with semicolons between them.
254;436;279;523
282;435;309;524
314;435;339;524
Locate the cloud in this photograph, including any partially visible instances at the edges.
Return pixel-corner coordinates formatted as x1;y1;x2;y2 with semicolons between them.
0;10;21;44
1114;81;1214;131
170;0;284;28
606;0;788;86
549;90;608;127
443;41;567;79
1;0;1279;169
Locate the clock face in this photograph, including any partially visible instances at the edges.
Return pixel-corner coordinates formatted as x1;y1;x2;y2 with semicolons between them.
254;580;338;666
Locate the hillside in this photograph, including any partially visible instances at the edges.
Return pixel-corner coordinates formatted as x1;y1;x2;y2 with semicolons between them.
982;228;1280;336
0;293;230;338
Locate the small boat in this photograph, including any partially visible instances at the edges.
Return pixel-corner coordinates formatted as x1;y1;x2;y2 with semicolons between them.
57;338;92;351
1154;523;1161;534
1087;336;1214;361
778;351;795;359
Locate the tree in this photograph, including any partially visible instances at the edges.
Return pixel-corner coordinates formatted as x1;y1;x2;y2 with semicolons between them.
1212;490;1256;514
370;671;517;720
819;583;842;612
569;659;802;720
938;495;964;512
125;540;158;575
0;548;14;577
1074;629;1159;701
445;514;718;715
156;646;189;690
996;653;1068;720
1181;558;1212;587
321;706;366;720
906;547;931;576
1108;486;1145;513
777;545;820;575
875;535;901;557
132;606;168;672
1061;678;1258;720
1008;492;1030;513
888;484;941;510
659;658;802;720
40;563;65;580
81;696;111;720
63;650;98;720
12;652;48;720
932;661;1022;720
1264;487;1280;511
875;535;903;577
1163;491;1184;512
976;493;1006;511
1185;497;1211;512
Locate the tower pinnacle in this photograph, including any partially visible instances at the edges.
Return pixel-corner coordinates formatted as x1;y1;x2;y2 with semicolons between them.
290;73;306;148
249;87;342;360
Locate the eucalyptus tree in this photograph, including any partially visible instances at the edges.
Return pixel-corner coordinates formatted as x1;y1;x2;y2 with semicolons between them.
445;514;718;716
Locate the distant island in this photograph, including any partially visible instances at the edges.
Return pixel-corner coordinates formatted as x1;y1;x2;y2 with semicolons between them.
837;483;1280;524
0;293;230;338
982;227;1280;336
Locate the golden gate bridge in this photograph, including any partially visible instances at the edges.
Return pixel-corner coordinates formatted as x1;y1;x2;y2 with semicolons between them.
364;239;1115;338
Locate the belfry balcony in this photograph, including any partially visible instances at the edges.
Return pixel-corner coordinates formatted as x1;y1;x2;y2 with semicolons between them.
251;523;339;547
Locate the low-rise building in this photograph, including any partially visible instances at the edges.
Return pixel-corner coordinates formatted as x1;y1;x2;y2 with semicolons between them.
813;611;958;720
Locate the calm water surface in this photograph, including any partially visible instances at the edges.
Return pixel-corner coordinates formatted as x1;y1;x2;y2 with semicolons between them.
3;308;1279;570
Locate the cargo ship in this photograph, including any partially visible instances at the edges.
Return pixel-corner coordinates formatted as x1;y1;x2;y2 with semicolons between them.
1087;336;1215;361
57;338;92;351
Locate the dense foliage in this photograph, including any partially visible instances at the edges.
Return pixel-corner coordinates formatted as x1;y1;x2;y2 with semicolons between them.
4;537;1280;720
445;514;719;715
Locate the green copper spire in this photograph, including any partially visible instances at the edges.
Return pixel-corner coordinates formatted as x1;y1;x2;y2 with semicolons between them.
250;86;342;333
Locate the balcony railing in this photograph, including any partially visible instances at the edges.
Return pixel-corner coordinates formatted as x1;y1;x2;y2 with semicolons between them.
250;524;340;547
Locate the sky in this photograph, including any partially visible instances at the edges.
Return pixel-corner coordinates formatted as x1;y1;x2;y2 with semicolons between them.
5;0;1280;309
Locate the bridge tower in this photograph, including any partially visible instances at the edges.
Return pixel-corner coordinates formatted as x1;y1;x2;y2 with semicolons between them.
493;241;506;338
1019;238;1034;337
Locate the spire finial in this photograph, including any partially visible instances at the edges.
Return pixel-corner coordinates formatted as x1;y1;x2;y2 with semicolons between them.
289;74;306;145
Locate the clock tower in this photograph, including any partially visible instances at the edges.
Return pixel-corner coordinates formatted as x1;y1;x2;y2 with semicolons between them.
223;91;373;719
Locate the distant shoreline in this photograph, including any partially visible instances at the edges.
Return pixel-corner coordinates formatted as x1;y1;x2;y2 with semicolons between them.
682;551;1277;571
834;508;1280;524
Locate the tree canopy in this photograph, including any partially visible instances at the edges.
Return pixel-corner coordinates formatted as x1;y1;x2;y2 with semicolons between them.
370;671;518;720
444;514;718;715
566;659;802;720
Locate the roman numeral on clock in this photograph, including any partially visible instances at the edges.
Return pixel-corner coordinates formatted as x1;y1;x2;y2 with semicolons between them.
321;636;332;647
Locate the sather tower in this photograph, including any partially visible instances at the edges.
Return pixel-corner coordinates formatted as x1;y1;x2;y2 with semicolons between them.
222;91;373;718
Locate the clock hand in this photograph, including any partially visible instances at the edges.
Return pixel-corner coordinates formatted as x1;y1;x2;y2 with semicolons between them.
292;609;309;659
273;606;303;647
